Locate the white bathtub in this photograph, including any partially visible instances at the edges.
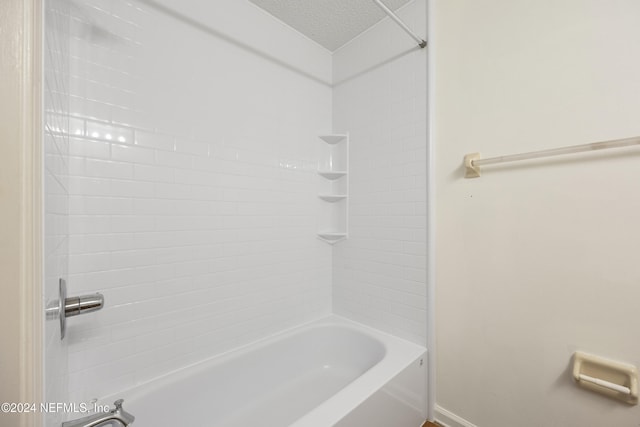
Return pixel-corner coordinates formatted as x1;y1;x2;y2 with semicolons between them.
113;316;427;427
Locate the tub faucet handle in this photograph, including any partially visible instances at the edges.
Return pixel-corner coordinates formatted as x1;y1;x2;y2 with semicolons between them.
114;399;124;410
111;398;135;425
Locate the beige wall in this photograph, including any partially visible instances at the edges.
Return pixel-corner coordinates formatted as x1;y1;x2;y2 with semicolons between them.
432;0;640;426
0;0;26;416
0;1;42;426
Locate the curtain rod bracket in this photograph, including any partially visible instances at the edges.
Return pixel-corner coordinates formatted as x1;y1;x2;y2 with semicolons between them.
464;153;481;178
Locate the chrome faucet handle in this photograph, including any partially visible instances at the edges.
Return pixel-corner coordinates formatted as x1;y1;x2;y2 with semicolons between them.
112;398;135;425
113;399;124;411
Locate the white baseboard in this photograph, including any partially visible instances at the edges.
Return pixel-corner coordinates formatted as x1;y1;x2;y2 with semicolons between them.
434;405;478;427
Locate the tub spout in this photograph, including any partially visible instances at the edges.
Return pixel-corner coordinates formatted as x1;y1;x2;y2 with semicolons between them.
62;399;135;427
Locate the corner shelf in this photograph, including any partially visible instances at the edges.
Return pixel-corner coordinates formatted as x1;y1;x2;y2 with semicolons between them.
318;134;348;145
318;194;347;203
317;133;349;244
317;170;347;180
317;232;347;244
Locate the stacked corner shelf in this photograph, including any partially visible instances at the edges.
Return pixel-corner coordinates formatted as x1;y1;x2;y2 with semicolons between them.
317;133;349;244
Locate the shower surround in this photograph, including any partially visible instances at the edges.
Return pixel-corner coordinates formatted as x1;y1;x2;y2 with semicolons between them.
47;0;428;414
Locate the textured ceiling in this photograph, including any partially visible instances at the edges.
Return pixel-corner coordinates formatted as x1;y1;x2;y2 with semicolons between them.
248;0;413;51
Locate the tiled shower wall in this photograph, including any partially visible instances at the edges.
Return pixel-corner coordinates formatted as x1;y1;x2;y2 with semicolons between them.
332;0;428;345
44;0;71;424
64;0;332;402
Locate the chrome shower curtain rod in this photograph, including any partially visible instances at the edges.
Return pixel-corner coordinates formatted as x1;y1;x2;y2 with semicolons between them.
372;0;427;48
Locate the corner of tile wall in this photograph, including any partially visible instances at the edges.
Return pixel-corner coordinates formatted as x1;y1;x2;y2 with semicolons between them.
331;0;428;346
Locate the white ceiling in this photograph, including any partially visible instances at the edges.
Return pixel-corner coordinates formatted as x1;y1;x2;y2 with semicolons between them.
248;0;413;51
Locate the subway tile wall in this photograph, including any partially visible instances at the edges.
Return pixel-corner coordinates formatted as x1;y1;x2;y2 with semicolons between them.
332;1;428;345
44;0;71;424
63;0;332;402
